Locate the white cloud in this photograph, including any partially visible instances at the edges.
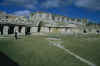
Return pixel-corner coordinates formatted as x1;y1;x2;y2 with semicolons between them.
42;0;100;10
0;0;38;9
42;0;72;8
42;0;60;8
12;10;31;16
74;0;100;10
0;0;100;11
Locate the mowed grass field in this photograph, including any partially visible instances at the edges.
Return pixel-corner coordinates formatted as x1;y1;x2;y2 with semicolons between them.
0;34;100;66
60;34;100;66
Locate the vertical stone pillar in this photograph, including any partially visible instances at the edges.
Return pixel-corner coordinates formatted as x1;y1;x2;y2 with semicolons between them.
3;26;9;36
39;27;42;32
40;27;45;32
21;26;25;35
14;26;19;33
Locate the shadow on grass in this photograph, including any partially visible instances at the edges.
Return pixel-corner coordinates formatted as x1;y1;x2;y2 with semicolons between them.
0;52;19;66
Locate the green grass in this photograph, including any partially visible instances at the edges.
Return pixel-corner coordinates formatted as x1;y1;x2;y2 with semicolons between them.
0;35;88;66
60;34;100;66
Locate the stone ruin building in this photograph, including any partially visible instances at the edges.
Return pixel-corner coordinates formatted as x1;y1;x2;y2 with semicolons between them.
29;12;84;33
0;11;32;36
1;11;98;36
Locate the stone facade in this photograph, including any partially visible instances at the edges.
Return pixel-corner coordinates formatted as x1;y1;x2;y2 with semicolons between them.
0;12;32;35
29;12;86;33
0;11;99;36
3;26;9;36
20;26;25;35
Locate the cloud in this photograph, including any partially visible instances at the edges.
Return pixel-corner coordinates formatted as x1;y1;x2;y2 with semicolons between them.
0;0;73;9
74;0;100;10
0;0;38;9
41;0;100;10
42;0;60;8
12;10;31;16
42;0;72;8
0;0;100;11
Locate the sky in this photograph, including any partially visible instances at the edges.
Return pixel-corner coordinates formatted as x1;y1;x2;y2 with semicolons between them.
0;0;100;23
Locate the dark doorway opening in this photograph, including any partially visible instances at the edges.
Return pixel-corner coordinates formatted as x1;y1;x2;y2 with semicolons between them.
38;22;43;32
38;26;41;32
8;25;15;34
83;29;87;33
25;27;30;35
19;26;22;33
0;24;4;35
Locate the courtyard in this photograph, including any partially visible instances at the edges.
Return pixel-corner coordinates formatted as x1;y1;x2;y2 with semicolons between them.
0;33;100;66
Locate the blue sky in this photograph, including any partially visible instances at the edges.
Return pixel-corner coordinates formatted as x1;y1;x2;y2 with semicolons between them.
0;0;100;23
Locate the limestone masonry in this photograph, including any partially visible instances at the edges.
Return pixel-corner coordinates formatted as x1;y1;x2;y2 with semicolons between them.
0;11;99;35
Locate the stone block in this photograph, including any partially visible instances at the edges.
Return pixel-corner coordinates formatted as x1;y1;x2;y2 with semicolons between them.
21;27;25;35
30;27;38;33
40;27;49;32
3;26;9;36
14;26;19;33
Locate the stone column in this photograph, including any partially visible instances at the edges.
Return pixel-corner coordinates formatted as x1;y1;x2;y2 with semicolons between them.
21;26;25;35
39;27;43;32
14;26;19;33
3;26;9;36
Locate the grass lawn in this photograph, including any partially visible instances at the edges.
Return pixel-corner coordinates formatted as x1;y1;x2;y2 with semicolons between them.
0;35;87;66
60;34;100;66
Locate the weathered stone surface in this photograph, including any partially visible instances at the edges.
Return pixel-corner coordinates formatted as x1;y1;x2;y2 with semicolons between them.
21;27;25;35
66;28;72;33
14;26;19;33
49;28;53;32
0;11;97;35
44;27;49;32
40;27;49;32
3;26;9;35
31;27;38;33
59;28;65;32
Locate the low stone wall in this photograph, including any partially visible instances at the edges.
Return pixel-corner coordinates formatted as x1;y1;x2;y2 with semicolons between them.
0;24;99;36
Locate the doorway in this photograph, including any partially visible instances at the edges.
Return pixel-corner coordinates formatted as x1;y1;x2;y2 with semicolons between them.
37;22;44;32
8;25;15;34
0;24;4;35
25;27;31;35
